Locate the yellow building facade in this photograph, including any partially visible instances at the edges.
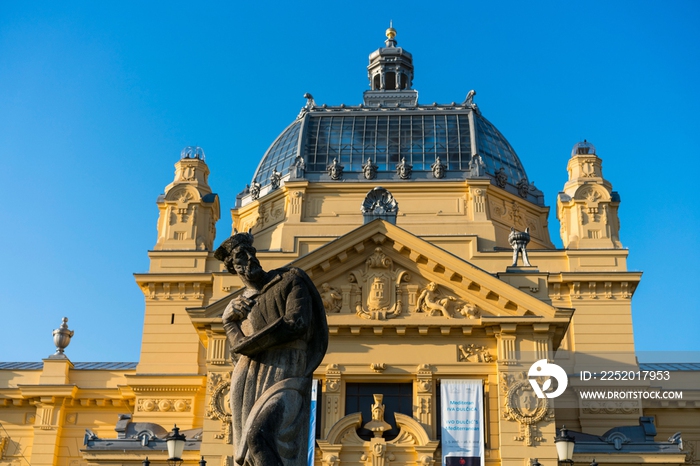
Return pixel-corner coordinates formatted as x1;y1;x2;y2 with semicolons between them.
1;30;698;466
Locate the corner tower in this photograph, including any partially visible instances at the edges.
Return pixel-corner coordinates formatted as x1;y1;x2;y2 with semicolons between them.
154;146;220;251
557;141;622;249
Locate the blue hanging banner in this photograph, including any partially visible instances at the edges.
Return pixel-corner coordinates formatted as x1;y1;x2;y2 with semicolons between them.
308;379;318;466
440;379;485;466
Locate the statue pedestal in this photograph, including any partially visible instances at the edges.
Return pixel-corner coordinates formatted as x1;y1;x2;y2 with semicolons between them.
504;265;539;273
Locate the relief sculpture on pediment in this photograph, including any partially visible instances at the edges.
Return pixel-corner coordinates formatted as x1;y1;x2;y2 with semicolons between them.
349;247;410;320
412;281;483;319
320;283;342;313
416;282;456;317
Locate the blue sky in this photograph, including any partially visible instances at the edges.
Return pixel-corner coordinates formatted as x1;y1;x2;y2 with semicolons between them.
1;1;698;362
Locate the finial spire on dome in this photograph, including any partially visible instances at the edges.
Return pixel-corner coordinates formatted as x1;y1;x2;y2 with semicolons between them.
385;22;397;47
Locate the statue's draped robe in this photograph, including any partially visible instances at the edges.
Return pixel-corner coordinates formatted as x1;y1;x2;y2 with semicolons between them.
224;267;328;466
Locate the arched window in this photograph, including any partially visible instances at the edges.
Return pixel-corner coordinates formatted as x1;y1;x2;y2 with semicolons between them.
385;72;396;91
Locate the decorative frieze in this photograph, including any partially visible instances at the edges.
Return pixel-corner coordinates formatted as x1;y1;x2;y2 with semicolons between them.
137;398;191;413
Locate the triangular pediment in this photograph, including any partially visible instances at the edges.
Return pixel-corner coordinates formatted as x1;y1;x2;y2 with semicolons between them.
294;219;568;316
190;220;572;346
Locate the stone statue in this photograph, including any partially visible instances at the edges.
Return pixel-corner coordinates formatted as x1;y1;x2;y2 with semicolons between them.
250;181;261;201
290;156;305;179
215;230;329;466
303;92;316;109
363;394;391;437
468;153;486;178
270;168;282;190
509;227;532;266
463;89;476;107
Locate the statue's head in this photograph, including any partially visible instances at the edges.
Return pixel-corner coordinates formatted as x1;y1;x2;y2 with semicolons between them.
215;229;264;282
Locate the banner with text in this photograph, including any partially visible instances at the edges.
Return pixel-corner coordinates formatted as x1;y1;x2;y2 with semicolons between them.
441;379;484;466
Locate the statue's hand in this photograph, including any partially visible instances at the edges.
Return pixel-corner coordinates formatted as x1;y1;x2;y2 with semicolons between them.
223;297;254;323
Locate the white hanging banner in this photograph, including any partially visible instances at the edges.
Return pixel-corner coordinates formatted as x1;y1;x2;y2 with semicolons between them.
440;379;485;466
307;379;318;466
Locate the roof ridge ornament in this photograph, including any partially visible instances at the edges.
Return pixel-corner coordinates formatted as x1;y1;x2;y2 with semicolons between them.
297;93;316;119
50;317;74;359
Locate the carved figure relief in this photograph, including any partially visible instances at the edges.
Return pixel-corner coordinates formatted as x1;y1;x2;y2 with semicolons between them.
458;344;493;363
495;167;508;188
500;372;554;446
516;178;530;198
431;157;446;179
350;248;410;320
328;158;344;180
396;157;412;179
320;283;342;313
416;282;456;317
206;372;232;443
362;158;378;180
458;302;481;319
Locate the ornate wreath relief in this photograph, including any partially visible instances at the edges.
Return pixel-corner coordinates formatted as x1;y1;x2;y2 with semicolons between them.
206;372;232;443
500;372;554;446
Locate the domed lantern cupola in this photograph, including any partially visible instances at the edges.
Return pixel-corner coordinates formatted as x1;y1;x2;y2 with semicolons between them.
363;24;418;107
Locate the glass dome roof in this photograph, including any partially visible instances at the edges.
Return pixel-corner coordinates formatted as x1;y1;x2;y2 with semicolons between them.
250;105;533;201
245;29;540;206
